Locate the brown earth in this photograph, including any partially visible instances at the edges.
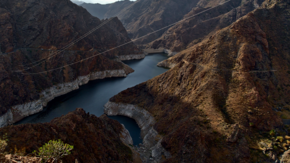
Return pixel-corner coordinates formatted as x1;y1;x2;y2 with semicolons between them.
118;0;262;45
109;0;290;162
150;0;265;52
0;154;42;163
0;0;141;116
81;0;263;46
117;0;200;44
0;108;133;163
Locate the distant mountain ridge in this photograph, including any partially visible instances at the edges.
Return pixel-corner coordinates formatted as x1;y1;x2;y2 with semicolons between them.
150;0;265;51
117;0;265;45
81;0;265;48
80;0;134;19
71;0;84;5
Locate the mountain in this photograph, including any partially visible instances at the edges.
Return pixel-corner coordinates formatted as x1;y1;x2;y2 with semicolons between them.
80;0;134;19
71;0;84;5
0;108;134;162
105;0;290;162
0;0;143;127
115;0;264;46
80;0;262;47
117;0;200;44
150;0;265;52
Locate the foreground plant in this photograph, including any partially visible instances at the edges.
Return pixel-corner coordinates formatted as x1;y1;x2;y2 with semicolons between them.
0;134;8;153
34;139;73;162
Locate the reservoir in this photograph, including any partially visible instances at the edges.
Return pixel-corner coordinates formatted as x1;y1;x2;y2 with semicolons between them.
17;53;168;146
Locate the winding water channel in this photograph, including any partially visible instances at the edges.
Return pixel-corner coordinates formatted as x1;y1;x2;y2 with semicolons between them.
17;53;168;145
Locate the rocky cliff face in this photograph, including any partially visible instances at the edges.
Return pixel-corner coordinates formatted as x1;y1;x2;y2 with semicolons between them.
106;0;290;162
0;0;142;126
81;0;134;19
0;108;134;163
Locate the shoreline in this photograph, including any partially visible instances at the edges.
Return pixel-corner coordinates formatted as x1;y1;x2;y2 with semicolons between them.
104;101;171;162
0;69;130;127
118;53;146;61
0;53;153;127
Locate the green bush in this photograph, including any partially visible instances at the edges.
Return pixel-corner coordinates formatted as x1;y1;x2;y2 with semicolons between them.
0;139;7;153
269;129;276;136
0;134;8;153
249;122;254;127
34;139;73;162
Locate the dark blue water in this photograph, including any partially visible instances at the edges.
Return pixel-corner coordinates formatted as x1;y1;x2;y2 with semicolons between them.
17;54;168;146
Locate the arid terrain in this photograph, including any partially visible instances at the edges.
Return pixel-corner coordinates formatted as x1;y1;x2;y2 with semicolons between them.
0;0;143;126
0;108;134;163
0;0;290;162
106;0;290;162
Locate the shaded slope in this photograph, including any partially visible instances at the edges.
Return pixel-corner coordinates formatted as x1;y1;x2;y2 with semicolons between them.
151;0;264;51
71;0;84;5
0;0;141;125
117;0;263;45
80;0;134;19
80;3;109;19
81;0;262;47
108;0;290;162
118;0;200;44
0;108;133;163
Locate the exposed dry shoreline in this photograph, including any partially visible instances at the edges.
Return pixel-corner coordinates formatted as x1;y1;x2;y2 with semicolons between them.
104;101;171;163
0;69;130;127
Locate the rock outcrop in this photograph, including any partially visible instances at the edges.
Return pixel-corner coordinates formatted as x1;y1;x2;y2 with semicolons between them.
0;0;142;126
106;0;290;162
0;108;134;163
282;149;290;163
0;154;42;163
118;54;146;61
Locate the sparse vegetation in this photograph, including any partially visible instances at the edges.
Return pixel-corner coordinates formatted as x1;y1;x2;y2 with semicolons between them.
33;139;73;162
269;129;276;136
0;134;7;153
249;122;254;127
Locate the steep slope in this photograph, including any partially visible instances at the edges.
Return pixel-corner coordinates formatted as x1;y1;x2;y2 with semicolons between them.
151;0;264;52
105;0;290;162
80;3;109;19
118;0;199;44
0;108;134;163
118;0;259;45
80;0;134;19
0;0;142;126
81;0;262;47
